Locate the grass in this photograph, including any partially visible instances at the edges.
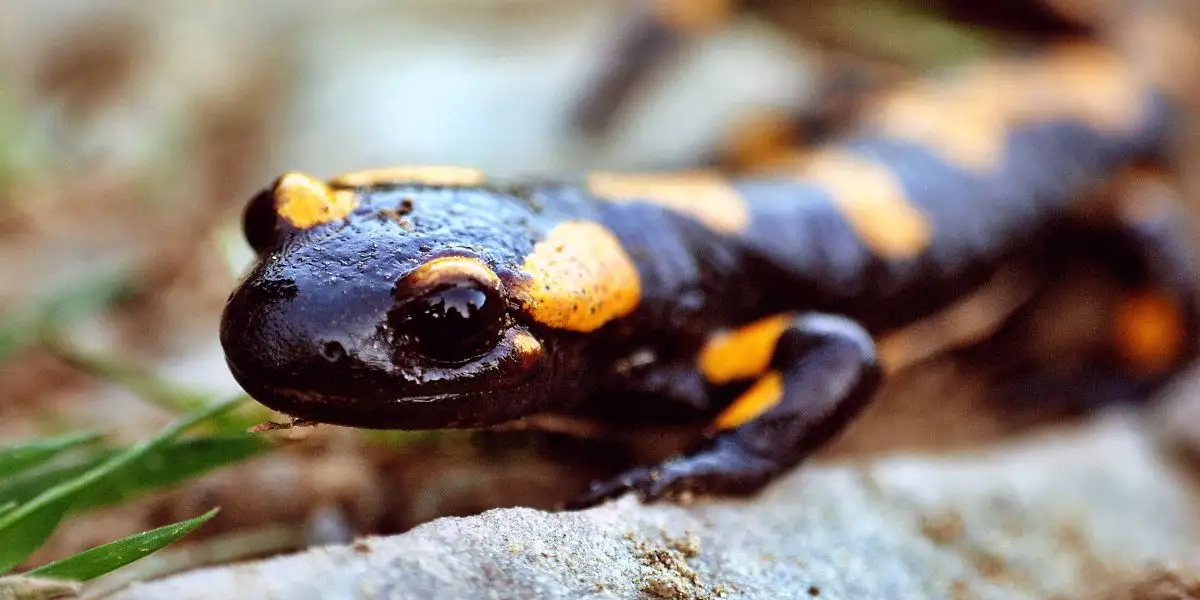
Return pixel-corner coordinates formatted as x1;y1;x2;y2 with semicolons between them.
0;272;135;367
0;394;268;596
0;166;289;593
0;277;275;595
28;508;221;582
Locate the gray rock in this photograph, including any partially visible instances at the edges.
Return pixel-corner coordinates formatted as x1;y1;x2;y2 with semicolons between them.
105;413;1200;600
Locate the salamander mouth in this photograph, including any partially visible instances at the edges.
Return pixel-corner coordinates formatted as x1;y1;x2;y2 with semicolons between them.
226;359;542;430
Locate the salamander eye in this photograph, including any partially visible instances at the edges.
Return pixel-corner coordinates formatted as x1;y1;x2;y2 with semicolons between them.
392;257;509;363
403;280;506;362
243;186;282;255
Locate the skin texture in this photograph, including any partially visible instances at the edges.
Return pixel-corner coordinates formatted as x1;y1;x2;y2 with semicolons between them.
515;220;642;332
220;43;1200;508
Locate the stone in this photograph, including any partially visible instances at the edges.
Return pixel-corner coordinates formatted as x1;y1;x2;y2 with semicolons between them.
107;414;1200;600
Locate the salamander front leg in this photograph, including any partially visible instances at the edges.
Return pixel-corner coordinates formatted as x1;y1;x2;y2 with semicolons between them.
568;313;881;509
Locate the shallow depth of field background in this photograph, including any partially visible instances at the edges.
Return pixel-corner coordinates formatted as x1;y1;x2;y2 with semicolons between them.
0;0;831;563
2;0;1198;573
0;0;815;432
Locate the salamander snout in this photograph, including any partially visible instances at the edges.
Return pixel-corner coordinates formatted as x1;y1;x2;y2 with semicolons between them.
220;172;561;429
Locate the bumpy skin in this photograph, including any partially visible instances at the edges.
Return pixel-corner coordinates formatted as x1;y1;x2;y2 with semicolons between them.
221;44;1200;508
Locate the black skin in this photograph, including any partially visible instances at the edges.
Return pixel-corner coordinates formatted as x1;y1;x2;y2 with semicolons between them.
222;181;599;430
221;66;1199;510
570;313;881;507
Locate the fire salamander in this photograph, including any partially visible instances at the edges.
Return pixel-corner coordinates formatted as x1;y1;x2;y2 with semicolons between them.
220;40;1200;508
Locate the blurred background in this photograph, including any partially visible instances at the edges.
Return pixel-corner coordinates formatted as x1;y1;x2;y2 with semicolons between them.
0;0;820;437
1;0;1198;580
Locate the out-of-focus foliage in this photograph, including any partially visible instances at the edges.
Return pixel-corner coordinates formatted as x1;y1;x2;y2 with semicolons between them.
0;396;258;587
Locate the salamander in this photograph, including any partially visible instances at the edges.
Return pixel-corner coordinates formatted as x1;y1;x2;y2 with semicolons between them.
219;39;1200;509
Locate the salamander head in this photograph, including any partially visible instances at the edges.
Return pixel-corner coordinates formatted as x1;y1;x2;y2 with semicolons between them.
220;169;619;429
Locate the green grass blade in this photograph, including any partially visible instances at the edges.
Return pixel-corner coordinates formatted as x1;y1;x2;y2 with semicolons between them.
42;338;207;414
0;396;243;573
0;496;72;575
0;432;102;478
38;274;133;325
39;337;256;431
0;315;36;366
0;454;110;508
0;435;268;511
0;272;132;365
30;508;219;582
71;434;270;512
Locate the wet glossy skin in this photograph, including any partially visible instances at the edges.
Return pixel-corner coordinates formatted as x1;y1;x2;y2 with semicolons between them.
221;41;1200;507
222;180;597;429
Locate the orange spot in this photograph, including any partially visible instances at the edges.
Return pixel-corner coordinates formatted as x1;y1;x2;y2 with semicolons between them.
1015;44;1146;135
722;109;798;172
652;0;733;32
868;64;1013;173
1115;289;1185;376
516;221;641;332
510;330;543;368
698;313;794;384
331;165;486;187
588;171;750;234
798;150;933;259
866;44;1151;173
274;172;358;229
740;149;816;176
713;371;784;431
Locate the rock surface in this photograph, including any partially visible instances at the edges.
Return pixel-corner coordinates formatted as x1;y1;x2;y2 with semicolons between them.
107;414;1200;600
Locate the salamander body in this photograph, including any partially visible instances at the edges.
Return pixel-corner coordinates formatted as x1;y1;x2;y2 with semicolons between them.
220;43;1200;507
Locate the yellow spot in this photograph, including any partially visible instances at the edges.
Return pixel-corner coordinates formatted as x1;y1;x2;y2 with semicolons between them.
798;150;933;259
713;371;784;431
400;256;501;292
331;165;486;187
588;171;750;234
698;313;794;385
866;44;1151;173
516;221;641;332
722;108;798;172
1016;44;1146;135
1115;289;1185;377
509;329;543;368
739;149;817;176
867;64;1013;173
274;172;358;229
652;0;733;32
